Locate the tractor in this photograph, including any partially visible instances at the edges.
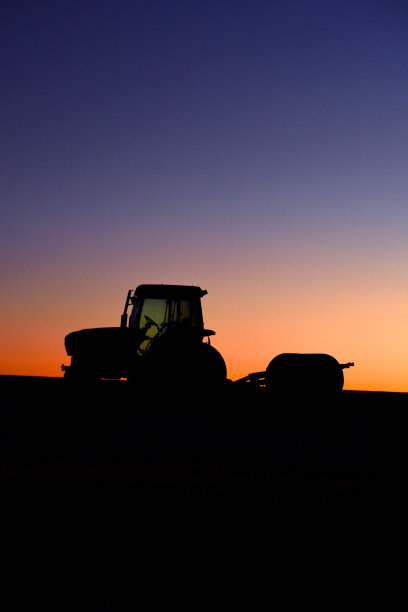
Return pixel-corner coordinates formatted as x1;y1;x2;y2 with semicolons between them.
62;284;227;388
62;283;354;392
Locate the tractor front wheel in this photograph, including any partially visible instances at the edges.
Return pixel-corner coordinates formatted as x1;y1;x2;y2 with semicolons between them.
63;357;99;384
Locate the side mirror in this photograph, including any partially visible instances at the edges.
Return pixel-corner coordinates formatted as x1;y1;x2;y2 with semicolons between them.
202;329;215;337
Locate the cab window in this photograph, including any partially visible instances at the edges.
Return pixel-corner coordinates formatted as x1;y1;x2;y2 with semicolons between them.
139;299;168;333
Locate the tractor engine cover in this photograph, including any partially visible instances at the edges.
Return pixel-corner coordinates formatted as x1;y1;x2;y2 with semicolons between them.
64;327;141;379
265;353;344;394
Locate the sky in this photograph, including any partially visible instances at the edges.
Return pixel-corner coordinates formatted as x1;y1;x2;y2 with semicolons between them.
1;0;407;391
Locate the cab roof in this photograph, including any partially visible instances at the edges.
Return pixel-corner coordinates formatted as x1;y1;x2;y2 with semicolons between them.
134;284;208;299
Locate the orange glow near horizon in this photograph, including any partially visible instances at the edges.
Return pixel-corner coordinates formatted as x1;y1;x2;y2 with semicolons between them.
1;276;407;392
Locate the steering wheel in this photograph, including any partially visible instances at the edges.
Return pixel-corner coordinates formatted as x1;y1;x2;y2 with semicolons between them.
144;315;160;329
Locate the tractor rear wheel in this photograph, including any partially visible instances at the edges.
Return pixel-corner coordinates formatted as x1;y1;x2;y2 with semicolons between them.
151;340;227;392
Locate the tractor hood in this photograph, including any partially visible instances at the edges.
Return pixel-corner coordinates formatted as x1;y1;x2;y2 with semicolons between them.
64;327;139;357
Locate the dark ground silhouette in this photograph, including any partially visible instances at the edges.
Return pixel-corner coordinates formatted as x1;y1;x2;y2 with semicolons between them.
1;375;406;608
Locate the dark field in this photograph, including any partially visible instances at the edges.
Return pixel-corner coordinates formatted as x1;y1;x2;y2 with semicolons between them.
2;375;408;510
1;375;406;608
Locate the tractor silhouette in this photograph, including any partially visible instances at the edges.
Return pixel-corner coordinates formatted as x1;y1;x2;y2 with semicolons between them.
62;283;353;392
62;284;226;388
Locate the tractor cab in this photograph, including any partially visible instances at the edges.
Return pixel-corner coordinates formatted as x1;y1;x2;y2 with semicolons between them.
122;285;215;342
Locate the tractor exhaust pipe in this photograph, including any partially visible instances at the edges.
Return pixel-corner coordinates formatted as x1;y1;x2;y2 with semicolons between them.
120;289;133;328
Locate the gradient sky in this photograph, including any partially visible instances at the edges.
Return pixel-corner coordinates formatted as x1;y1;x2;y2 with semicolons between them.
1;0;407;390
